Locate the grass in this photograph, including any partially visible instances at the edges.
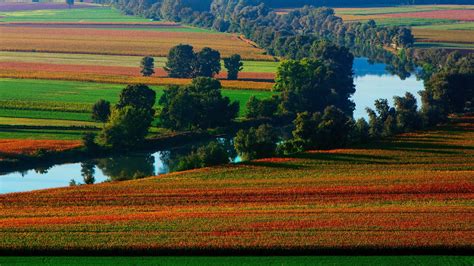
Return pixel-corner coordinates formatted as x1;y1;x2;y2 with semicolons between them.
0;128;89;140
0;116;472;252
0;256;473;265
0;7;151;23
0;78;274;129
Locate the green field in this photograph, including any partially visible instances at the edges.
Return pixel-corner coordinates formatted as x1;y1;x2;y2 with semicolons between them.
0;79;274;139
0;7;151;23
1;256;473;266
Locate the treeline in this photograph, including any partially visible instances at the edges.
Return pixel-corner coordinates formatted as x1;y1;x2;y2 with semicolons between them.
265;0;474;7
113;0;414;58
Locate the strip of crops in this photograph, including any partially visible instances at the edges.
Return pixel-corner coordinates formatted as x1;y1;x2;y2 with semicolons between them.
0;26;273;60
0;116;472;252
0;70;274;90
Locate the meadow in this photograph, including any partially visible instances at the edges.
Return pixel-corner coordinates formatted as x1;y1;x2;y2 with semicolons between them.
0;116;472;253
0;78;274;131
334;5;474;50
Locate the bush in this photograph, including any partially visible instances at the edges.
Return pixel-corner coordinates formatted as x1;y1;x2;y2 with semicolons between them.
173;141;230;171
234;124;277;160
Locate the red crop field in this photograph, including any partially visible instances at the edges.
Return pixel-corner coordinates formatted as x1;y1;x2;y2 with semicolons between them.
385;10;474;21
0;62;276;81
0;116;472;253
0;63;274;90
0;139;81;157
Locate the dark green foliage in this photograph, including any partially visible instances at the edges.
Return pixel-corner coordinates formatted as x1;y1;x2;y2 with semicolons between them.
91;99;111;123
165;44;196;78
116;84;156;114
99;106;154;149
224;54;243;80
172;141;230;171
366;99;397;138
394;92;421;132
99;84;156;149
140;56;155;77
165;45;221;78
245;95;279;119
194;47;221;77
274;57;355;116
352;118;370;144
82;132;99;152
291;106;353;150
159;77;239;130
234;124;277;160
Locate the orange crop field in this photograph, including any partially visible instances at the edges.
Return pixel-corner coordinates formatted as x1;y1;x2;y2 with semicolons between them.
0;139;81;157
0;68;274;91
384;10;474;21
412;28;474;44
0;25;273;60
1;116;472;253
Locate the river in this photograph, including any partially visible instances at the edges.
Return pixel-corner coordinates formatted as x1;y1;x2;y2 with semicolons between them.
0;57;424;194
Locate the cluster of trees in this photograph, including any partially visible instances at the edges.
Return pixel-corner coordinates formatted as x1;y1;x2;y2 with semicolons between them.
87;84;156;150
159;77;239;130
164;44;243;80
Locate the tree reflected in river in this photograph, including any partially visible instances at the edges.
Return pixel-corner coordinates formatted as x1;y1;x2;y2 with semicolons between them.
95;154;155;181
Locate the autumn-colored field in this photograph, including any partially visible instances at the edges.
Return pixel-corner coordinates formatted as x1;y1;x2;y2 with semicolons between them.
0;68;274;90
0;25;272;60
1;116;472;253
0;139;81;157
412;28;474;44
384;10;474;22
0;61;276;82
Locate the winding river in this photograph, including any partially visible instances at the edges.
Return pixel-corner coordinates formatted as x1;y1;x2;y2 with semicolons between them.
0;57;424;194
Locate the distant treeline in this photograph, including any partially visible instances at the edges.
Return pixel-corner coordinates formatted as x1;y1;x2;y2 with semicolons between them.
263;0;474;8
113;0;414;60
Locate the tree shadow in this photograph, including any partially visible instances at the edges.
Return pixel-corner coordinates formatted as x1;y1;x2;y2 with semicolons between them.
289;152;395;165
243;160;304;169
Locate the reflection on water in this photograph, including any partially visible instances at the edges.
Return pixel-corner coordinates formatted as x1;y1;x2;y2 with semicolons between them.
352;58;424;119
0;58;424;194
0;140;239;194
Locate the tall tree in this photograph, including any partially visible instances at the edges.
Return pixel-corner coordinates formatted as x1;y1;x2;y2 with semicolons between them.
116;84;156;115
140;56;155;77
224;54;243;80
91;99;111;123
193;47;221;77
165;44;196;78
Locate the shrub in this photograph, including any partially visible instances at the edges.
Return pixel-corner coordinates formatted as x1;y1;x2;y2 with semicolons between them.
234;124;277;160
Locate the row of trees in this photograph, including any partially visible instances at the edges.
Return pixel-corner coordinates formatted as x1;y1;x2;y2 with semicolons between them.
139;45;244;80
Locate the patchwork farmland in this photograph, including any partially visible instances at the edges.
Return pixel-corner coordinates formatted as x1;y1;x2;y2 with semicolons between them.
334;5;474;50
0;1;473;262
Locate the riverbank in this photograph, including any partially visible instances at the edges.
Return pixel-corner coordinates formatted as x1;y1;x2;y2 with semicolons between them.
1;115;472;254
0;116;292;175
